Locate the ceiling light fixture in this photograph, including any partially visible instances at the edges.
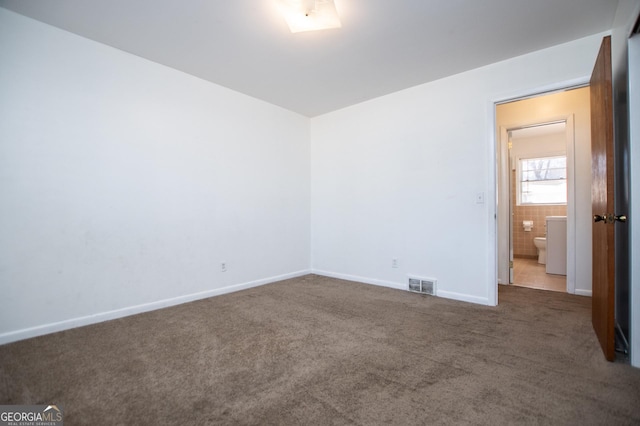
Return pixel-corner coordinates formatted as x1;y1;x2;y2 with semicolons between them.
278;0;341;33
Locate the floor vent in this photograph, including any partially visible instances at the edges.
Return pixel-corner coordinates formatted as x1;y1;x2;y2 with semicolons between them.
408;276;437;296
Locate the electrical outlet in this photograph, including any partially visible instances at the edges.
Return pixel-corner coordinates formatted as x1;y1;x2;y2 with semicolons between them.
221;262;227;272
392;258;399;268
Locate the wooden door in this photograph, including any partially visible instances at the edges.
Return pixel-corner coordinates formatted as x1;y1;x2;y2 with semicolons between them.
590;36;615;361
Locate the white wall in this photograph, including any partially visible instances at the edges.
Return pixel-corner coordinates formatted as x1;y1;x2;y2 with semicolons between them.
510;131;567;166
497;88;592;296
0;9;311;343
310;34;606;305
0;4;631;350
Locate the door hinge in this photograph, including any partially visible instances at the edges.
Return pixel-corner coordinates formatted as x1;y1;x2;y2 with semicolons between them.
509;261;513;268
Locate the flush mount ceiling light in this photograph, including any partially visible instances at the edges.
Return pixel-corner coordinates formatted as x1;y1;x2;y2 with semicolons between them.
278;0;341;33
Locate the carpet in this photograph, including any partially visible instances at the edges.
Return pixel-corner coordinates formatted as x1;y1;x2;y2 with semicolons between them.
1;275;639;425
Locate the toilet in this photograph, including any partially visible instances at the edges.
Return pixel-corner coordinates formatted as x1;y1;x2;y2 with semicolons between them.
533;237;546;264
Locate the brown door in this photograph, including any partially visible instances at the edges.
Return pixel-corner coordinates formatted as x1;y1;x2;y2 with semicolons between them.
590;36;615;361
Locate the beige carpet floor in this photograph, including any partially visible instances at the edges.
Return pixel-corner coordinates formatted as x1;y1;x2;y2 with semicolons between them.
1;274;639;425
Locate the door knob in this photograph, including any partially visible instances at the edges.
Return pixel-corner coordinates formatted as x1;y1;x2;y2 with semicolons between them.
593;214;627;223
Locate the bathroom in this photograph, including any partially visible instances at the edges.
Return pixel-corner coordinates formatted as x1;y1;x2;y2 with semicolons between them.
496;86;593;297
510;122;567;292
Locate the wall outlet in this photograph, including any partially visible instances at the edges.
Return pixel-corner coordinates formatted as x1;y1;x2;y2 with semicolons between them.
221;262;227;272
392;258;399;268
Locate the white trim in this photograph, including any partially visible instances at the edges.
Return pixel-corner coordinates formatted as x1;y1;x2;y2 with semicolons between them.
487;100;499;306
0;269;312;346
311;269;405;290
499;115;576;294
496;124;510;288
436;290;491;306
492;78;589;303
493;78;590;107
574;289;593;297
564;115;578;295
312;270;491;305
629;33;640;368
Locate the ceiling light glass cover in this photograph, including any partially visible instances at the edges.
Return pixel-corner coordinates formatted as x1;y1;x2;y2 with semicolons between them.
278;0;341;33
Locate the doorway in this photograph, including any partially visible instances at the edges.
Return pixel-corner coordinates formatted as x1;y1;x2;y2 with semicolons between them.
496;86;592;299
508;122;568;292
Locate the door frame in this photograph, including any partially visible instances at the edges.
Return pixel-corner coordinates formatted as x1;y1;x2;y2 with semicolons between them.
629;33;640;368
498;115;576;292
488;77;589;305
498;118;577;288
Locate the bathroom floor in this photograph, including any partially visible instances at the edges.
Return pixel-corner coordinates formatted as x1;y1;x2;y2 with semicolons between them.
513;257;566;292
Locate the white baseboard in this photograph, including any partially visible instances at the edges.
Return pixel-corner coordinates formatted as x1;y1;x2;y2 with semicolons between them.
436;290;490;305
574;289;593;297
312;269;406;291
0;269;311;346
311;269;490;305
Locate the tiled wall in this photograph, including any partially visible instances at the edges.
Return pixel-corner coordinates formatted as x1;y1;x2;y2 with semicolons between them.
512;171;567;258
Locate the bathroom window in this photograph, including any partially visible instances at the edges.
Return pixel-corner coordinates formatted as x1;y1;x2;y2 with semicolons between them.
517;155;566;205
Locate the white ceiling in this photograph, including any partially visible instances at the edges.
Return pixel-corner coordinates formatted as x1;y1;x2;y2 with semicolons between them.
0;0;619;117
